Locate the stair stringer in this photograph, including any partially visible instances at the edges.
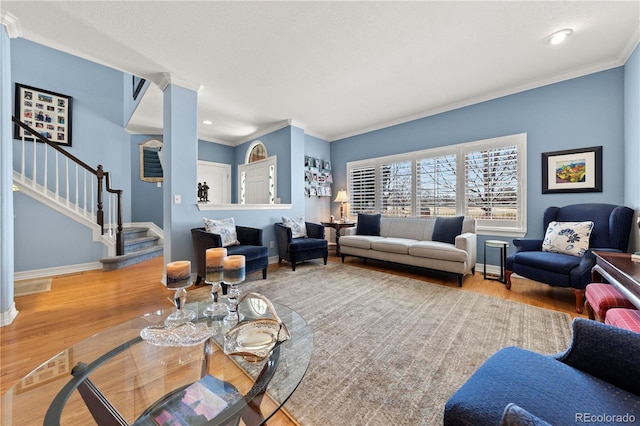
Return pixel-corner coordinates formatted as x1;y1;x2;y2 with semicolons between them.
13;171;116;255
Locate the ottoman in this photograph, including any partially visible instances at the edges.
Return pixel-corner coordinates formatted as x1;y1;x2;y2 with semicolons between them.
585;283;637;322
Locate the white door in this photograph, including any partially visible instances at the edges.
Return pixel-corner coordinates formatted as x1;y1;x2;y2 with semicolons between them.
197;161;231;204
238;156;277;204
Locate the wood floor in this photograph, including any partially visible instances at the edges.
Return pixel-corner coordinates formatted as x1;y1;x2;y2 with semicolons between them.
1;254;585;421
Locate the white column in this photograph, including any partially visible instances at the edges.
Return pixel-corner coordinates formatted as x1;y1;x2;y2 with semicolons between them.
0;16;18;326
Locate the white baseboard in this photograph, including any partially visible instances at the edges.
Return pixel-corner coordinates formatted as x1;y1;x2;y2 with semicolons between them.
0;303;18;327
14;262;102;281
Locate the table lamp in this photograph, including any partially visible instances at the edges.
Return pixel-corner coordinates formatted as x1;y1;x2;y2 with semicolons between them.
334;190;349;221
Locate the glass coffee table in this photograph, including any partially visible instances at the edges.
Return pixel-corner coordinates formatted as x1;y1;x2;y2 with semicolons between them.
1;295;312;425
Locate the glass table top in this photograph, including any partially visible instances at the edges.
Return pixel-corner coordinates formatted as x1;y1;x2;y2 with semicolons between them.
1;293;312;425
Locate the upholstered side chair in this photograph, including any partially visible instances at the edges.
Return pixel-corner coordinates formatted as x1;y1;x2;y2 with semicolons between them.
191;226;268;285
505;203;633;313
274;222;328;271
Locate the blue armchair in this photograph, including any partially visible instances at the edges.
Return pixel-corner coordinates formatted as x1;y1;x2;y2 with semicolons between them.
274;222;328;271
444;318;640;425
506;203;633;312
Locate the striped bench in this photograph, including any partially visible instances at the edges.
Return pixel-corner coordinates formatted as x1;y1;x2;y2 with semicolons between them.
605;308;640;333
585;283;636;322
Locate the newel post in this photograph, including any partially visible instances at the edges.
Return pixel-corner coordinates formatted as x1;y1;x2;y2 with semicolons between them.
96;165;104;234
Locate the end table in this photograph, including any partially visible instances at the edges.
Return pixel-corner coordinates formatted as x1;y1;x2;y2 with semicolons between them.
484;240;509;284
321;222;355;256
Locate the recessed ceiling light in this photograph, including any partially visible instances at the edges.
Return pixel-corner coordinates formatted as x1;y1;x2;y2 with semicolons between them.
202;120;212;125
547;28;573;45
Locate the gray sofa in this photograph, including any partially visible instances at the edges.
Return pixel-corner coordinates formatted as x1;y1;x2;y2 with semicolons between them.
340;216;477;286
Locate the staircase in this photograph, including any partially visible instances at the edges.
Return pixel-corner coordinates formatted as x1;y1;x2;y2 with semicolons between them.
12;117;164;272
100;226;163;271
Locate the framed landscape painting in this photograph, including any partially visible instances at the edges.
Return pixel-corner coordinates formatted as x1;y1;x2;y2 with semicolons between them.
542;146;602;193
14;83;72;146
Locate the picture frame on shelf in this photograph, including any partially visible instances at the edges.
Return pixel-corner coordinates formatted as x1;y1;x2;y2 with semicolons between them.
14;83;72;147
542;146;602;194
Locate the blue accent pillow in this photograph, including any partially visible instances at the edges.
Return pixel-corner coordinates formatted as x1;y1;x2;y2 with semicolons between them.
356;213;381;236
432;216;464;244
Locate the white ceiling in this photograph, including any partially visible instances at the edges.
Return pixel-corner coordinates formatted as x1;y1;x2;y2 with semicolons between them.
3;1;639;145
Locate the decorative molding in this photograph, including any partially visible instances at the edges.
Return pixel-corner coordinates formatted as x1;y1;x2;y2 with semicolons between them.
0;11;21;38
329;58;629;142
152;72;202;92
235;120;295;146
0;303;18;327
197;203;292;211
13;261;102;282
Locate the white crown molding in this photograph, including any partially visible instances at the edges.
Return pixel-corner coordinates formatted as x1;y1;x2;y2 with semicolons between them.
330;57;627;142
0;11;21;38
152;72;202;92
235;120;293;146
619;21;640;63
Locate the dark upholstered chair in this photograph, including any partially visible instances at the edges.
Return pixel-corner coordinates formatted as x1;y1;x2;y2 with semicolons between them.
191;226;268;285
274;222;328;271
444;318;640;425
505;203;633;313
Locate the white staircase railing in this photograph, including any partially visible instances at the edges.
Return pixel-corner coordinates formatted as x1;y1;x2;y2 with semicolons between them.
12;117;124;256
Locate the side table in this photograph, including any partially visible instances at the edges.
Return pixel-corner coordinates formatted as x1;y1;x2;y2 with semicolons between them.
484;240;509;284
321;221;355;256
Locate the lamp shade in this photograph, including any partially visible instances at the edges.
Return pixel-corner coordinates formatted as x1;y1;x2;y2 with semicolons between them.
334;190;349;203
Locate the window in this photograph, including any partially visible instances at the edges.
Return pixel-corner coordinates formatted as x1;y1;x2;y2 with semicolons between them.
346;134;526;236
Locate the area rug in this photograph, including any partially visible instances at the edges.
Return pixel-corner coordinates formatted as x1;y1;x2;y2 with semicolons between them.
14;278;52;297
199;262;573;425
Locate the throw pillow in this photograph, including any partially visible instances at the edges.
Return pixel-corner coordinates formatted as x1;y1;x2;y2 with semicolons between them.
203;217;240;247
282;216;307;238
432;216;464;244
542;221;594;257
356;213;381;236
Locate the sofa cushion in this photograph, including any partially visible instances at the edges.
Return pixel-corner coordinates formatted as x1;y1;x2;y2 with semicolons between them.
356;213;381;236
203;217;240;247
282;216;307;238
227;245;268;262
432;216;464;244
509;251;580;275
371;238;416;254
542;221;593;257
408;241;468;262
289;237;328;252
339;235;385;250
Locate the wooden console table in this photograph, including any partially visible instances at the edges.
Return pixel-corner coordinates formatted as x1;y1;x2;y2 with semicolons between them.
591;251;640;309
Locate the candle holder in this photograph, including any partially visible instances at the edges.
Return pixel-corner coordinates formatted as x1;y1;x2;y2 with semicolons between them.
222;255;246;326
164;261;196;327
203;248;228;318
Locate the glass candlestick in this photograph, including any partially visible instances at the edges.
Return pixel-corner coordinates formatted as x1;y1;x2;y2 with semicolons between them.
165;260;196;327
222;255;246;326
203;248;228;318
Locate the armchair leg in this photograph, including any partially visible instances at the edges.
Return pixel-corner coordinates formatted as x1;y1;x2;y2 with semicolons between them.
572;288;585;314
262;269;267;280
291;262;296;271
323;256;327;265
505;270;513;290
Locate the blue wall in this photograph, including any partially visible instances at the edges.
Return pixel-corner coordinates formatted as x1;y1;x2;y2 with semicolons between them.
11;38;132;272
8;35;638;273
624;44;640;251
330;67;627;263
